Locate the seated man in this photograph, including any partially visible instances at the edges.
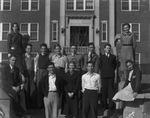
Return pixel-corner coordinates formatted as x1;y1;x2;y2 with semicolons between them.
2;55;28;117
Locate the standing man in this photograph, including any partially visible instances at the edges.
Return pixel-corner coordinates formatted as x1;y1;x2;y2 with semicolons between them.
100;43;117;110
41;62;63;118
50;44;68;75
34;43;51;109
24;43;36;109
82;42;99;73
82;61;101;118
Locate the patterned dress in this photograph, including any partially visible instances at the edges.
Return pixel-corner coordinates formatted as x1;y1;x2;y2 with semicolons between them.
120;32;136;71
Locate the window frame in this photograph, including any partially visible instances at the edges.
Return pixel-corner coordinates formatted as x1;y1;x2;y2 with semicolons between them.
121;0;140;11
121;23;140;42
0;22;11;41
52;20;58;42
0;52;8;63
21;0;39;11
0;0;11;11
101;20;108;42
135;52;141;66
20;23;39;42
66;0;94;11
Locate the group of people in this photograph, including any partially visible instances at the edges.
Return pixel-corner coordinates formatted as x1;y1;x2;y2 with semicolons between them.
0;22;141;118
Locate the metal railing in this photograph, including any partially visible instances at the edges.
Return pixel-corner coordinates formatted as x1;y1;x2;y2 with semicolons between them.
63;46;88;55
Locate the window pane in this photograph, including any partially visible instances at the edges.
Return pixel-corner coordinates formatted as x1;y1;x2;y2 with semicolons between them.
132;24;138;31
76;0;83;10
66;0;74;10
86;0;93;9
31;24;37;31
103;33;106;41
134;33;139;41
3;2;10;10
2;53;8;61
103;24;106;31
22;2;28;10
53;23;57;31
31;2;38;10
31;0;38;1
132;2;138;10
30;32;37;41
122;2;129;10
21;24;28;31
53;32;57;40
2;32;8;40
3;24;9;31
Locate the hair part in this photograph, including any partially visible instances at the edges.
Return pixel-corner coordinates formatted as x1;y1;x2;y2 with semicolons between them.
40;43;47;48
88;42;95;48
123;23;131;29
11;22;19;31
126;59;134;65
26;43;32;48
104;43;111;48
54;44;61;49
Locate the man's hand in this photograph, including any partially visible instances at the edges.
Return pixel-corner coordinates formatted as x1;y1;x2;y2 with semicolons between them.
12;86;20;92
20;84;24;90
133;92;138;98
8;53;11;57
68;92;73;98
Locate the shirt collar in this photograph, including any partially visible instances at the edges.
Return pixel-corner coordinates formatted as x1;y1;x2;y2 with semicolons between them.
87;72;95;76
9;64;13;69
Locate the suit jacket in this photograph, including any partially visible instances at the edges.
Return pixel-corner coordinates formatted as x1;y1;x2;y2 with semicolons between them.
82;52;100;73
7;32;24;54
100;53;117;78
1;64;22;100
3;64;21;87
64;71;80;95
41;71;64;97
123;67;141;93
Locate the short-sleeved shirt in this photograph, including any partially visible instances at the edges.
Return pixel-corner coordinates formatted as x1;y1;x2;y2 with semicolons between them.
67;54;83;70
51;54;68;68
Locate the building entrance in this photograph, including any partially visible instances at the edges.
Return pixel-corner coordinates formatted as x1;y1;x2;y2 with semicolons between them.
70;26;89;46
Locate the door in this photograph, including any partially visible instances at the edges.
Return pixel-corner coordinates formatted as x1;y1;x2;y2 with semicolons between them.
70;26;89;46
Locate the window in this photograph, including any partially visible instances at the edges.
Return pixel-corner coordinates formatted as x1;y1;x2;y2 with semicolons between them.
21;0;39;11
135;53;140;67
20;23;39;41
101;21;107;42
121;0;140;11
0;52;8;63
0;0;11;11
66;0;74;10
0;23;11;41
52;20;58;42
121;23;140;42
66;0;94;10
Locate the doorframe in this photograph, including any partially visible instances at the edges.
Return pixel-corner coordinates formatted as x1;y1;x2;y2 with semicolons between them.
66;19;93;46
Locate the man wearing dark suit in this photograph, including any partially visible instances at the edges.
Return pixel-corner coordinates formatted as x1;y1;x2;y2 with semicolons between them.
2;55;27;116
82;42;100;73
41;62;64;118
100;43;117;109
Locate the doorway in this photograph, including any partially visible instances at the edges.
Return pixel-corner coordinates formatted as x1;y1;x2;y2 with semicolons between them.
70;26;89;46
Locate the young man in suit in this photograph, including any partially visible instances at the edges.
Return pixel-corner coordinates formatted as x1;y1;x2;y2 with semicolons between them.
82;42;99;73
41;62;64;118
2;55;28;117
100;43;117;110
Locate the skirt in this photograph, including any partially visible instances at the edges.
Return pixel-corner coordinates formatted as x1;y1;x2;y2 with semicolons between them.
113;83;135;101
